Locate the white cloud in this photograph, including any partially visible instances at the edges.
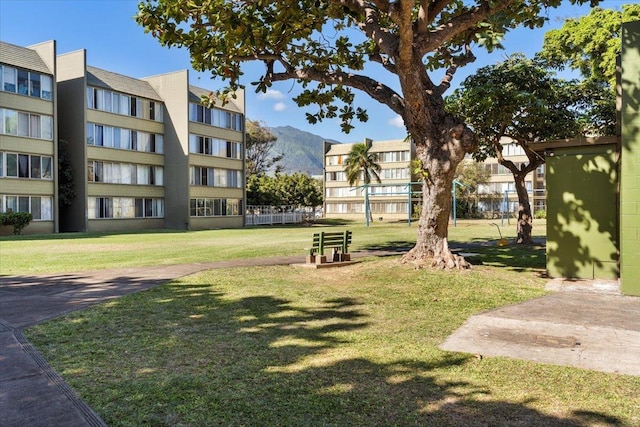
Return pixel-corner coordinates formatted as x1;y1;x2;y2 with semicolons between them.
273;102;287;112
258;89;285;100
388;115;405;128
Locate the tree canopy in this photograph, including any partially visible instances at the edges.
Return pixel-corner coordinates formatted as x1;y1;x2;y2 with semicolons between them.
447;54;584;243
344;142;381;187
246;173;323;207
137;0;595;268
539;5;640;89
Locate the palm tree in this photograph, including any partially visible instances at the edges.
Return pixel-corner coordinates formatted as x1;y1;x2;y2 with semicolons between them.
344;142;381;221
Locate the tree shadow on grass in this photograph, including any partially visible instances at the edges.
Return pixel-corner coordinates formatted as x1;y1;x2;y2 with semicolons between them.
34;279;622;427
358;238;546;272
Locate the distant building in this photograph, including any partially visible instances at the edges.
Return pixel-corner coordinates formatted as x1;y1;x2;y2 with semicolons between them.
476;140;546;217
0;41;58;233
323;138;418;221
323;137;546;222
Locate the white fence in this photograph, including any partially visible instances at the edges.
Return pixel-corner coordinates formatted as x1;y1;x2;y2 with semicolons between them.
245;206;317;226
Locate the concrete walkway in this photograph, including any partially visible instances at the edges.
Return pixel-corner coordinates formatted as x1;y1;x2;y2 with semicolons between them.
1;253;639;426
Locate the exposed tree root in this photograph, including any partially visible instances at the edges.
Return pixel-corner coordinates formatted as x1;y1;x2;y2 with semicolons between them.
400;246;471;270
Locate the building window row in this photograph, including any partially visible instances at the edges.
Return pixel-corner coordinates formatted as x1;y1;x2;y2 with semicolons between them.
378;151;410;163
325;171;347;182
190;198;242;217
327;187;362;198
326;202;364;214
189;103;243;131
478;181;533;194
370;202;408;214
88;161;163;186
0;152;53;180
1;65;53;100
0;108;53;140
382;168;410;179
0;195;53;220
326;155;346;166
88;197;164;219
86;87;163;122
86;123;163;153
189;134;241;159
369;185;409;196
190;166;242;188
483;162;529;175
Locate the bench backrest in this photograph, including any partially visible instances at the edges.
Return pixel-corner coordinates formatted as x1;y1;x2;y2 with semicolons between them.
311;230;352;255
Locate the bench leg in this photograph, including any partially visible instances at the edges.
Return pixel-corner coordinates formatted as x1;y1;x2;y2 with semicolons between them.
316;255;327;264
306;255;316;264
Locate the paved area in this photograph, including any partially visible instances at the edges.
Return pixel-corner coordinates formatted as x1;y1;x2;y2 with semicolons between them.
441;280;640;376
1;253;639;426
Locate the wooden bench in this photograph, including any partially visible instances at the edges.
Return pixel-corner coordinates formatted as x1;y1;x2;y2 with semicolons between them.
307;230;352;264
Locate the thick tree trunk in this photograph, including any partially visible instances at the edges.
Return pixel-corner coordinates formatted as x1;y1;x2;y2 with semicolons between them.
514;173;533;244
401;122;476;269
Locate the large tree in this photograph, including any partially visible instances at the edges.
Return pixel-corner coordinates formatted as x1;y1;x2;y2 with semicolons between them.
137;0;593;269
447;54;583;244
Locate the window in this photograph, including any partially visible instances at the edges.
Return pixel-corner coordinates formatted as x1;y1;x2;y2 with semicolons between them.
41;116;52;140
17;112;29;136
6;153;17;177
18;154;29;178
29;73;41;98
41;75;52;100
17;69;29;95
190;198;242;217
3;66;16;92
188;103;243;131
4;110;17;135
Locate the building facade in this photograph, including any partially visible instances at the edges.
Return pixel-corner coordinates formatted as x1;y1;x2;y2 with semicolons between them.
0;40;245;235
323;138;417;221
323;138;546;222
55;50;245;233
0;41;58;234
476;140;546;218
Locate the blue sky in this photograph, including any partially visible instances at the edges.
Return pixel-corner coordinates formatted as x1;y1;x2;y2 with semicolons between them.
0;0;631;142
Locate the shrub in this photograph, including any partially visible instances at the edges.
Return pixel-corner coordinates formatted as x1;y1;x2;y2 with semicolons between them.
534;209;547;219
1;212;33;235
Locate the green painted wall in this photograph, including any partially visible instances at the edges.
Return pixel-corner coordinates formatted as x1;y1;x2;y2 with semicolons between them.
546;145;618;280
620;21;640;295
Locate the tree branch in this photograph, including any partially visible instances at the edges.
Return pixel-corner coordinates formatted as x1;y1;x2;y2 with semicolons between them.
415;0;517;57
269;67;405;115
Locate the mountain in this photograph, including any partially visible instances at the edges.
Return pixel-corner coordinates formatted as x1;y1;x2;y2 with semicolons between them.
268;126;343;176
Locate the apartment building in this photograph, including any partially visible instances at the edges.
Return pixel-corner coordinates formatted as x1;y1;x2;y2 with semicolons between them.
476;141;546;217
323;138;417;221
56;49;244;233
0;41;58;234
323;138;545;221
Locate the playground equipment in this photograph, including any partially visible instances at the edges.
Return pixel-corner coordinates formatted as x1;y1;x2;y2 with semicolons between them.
490;223;509;246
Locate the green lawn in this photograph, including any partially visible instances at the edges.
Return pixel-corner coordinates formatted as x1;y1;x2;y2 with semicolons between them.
14;220;639;426
1;219;534;275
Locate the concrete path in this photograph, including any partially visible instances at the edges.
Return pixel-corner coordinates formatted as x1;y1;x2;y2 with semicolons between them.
1;253;640;426
441;279;640;376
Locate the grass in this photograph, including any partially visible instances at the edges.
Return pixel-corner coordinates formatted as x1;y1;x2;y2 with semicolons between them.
15;220;639;426
1;219;536;275
25;258;640;426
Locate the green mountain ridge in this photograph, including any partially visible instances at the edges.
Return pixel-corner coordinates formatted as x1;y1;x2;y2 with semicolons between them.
268;126;343;176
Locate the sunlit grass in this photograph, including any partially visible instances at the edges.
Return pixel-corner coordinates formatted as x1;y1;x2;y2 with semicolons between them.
0;219;544;275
